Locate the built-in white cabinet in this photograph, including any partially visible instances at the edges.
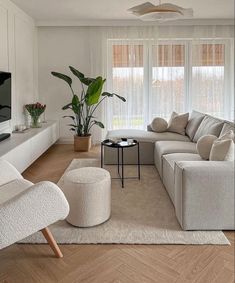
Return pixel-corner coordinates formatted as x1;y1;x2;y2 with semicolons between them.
0;121;59;173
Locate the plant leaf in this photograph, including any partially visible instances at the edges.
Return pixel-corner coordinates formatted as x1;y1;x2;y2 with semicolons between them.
70;128;75;131
102;92;126;102
62;103;72;110
114;93;126;102
63;115;75;120
80;77;95;86
72;95;80;114
85;77;105;106
69;66;85;80
94;120;105;128
69;66;95;86
102;92;113;97
51;72;72;86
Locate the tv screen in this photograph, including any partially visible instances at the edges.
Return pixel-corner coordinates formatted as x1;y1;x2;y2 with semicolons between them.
0;72;11;123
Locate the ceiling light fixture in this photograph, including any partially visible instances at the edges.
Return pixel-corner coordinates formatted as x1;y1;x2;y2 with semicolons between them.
128;1;193;22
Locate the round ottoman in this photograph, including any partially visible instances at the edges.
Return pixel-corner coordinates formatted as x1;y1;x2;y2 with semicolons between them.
63;167;111;227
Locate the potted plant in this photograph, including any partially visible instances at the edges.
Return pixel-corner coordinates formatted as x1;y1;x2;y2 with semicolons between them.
51;66;126;152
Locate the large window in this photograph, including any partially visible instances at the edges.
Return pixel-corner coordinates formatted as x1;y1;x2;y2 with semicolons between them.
107;39;232;130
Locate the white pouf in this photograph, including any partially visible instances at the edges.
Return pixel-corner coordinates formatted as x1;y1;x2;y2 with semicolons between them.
63;167;111;227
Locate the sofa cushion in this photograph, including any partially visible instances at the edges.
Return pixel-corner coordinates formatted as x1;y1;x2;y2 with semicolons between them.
0;179;33;205
107;129;190;143
154;141;197;178
193;115;224;142
220;122;235;141
186;110;205;140
164;153;203;170
196;135;217;160
209;130;234;161
151;117;168;133
167;112;189;135
162;153;203;205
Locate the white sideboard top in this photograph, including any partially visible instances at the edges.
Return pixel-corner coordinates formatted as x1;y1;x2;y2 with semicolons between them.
0;121;58;157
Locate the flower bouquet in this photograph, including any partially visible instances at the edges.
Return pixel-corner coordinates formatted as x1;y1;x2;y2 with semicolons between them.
25;102;46;128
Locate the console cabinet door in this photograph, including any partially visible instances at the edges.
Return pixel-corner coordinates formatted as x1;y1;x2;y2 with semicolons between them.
31;127;51;162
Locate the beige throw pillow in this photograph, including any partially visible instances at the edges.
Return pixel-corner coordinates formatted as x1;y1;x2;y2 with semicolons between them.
196;135;217;160
209;140;234;161
151;117;168;133
218;130;234;141
209;130;235;161
167;111;189;136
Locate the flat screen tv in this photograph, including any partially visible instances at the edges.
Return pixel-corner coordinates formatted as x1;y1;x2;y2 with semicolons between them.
0;72;11;123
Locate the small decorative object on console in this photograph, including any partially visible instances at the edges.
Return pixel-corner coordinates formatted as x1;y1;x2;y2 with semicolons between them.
25;102;46;128
12;124;28;133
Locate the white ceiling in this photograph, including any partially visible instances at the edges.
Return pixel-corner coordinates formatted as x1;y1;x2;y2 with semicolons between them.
11;0;234;22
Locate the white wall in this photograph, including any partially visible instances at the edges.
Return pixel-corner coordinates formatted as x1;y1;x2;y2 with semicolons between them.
0;0;38;133
38;27;100;143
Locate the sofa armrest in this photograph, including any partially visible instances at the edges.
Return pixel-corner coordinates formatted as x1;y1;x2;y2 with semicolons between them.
174;161;235;230
0;181;69;249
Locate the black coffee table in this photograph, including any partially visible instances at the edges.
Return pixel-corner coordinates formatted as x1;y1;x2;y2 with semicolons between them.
101;138;140;188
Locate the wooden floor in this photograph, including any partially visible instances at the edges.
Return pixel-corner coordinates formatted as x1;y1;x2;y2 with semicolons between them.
0;144;234;283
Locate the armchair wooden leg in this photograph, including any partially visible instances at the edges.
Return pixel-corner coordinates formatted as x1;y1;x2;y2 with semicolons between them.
41;227;63;258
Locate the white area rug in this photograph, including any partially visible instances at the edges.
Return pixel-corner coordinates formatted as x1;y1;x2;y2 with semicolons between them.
21;159;229;245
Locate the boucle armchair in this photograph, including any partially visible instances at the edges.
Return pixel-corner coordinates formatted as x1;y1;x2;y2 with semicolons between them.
0;159;69;258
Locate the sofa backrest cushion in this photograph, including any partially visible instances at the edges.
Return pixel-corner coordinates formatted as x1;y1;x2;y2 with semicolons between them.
219;122;235;142
193;115;224;142
186;110;205;140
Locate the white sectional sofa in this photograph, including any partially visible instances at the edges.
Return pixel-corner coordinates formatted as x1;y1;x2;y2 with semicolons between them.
104;111;235;230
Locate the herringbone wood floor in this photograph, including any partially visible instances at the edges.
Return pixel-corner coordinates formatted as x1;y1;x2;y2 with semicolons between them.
0;144;234;283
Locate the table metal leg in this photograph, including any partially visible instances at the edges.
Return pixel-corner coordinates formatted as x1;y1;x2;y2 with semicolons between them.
121;147;124;188
101;144;103;168
137;143;140;180
117;147;120;175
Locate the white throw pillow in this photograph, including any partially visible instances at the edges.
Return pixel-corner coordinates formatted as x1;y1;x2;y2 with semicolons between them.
196;135;217;160
218;130;234;141
167;111;189;136
209;139;234;161
151;117;168;133
209;131;235;161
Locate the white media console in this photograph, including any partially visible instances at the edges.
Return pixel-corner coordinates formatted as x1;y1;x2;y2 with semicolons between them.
0;121;59;173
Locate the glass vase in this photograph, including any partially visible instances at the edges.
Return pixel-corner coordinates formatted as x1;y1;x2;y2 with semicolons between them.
31;115;41;128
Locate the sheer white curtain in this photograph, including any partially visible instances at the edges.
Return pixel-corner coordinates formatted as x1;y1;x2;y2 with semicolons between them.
107;42;145;129
88;25;234;140
191;41;226;118
150;43;186;120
